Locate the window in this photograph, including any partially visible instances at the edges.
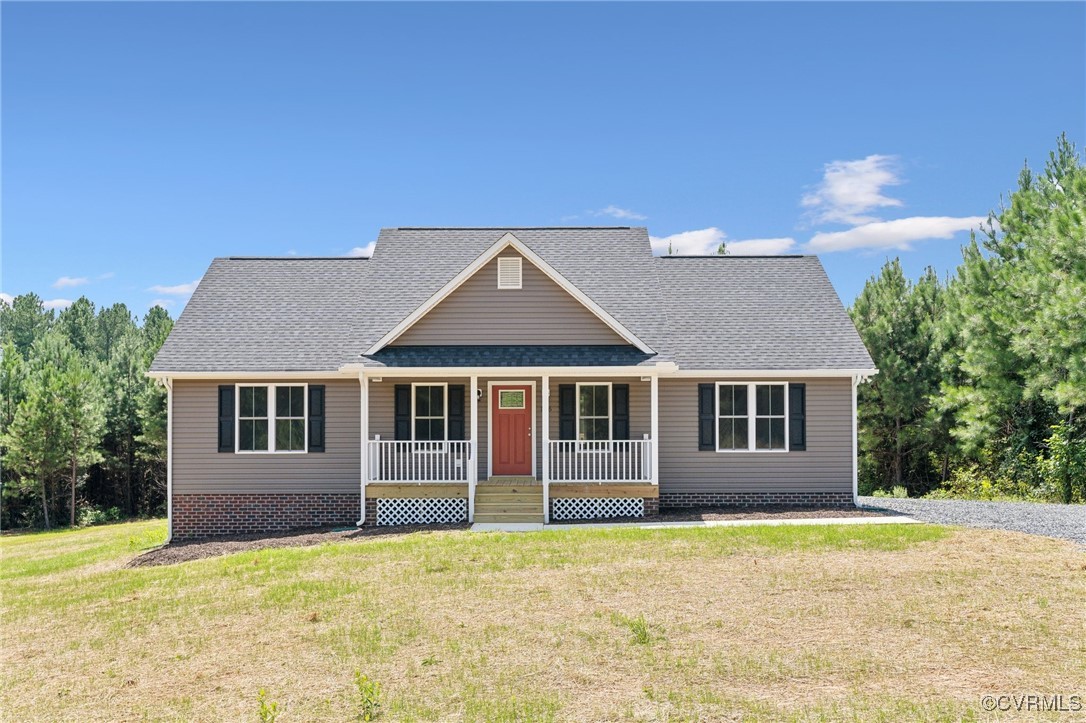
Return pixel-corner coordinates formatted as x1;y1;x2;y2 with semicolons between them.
275;386;306;451
755;384;787;450
576;383;610;442
413;384;447;442
715;382;788;452
498;389;525;408
237;384;307;453
497;257;522;289
717;384;748;451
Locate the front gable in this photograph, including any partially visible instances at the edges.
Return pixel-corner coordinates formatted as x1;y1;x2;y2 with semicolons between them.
368;233;654;353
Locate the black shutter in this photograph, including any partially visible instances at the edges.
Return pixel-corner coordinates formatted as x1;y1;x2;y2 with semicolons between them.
789;383;806;451
558;384;576;440
447;384;465;440
308;385;326;452
697;383;715;451
218;385;235;453
394;384;411;440
612;384;630;440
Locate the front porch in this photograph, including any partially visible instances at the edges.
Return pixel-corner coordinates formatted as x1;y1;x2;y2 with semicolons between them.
358;371;660;524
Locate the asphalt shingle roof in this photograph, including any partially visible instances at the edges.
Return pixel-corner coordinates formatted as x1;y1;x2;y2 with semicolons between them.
150;228;874;373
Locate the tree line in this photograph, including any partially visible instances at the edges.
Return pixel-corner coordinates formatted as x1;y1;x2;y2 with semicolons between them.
851;135;1085;502
1;297;173;528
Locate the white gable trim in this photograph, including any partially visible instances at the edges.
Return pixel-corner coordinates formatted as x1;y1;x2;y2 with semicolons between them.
365;232;656;355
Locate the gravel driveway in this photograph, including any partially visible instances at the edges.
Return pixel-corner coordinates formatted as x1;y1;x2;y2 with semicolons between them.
859;496;1086;547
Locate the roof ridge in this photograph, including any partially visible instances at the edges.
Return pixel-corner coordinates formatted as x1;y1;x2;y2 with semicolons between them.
392;226;636;231
222;256;370;260
656;254;812;259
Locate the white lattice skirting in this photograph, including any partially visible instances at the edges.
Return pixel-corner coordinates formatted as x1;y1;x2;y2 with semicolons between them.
551;497;645;521
376;498;468;526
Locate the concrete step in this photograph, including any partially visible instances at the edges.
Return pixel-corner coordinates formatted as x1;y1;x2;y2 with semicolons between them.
474;513;545;523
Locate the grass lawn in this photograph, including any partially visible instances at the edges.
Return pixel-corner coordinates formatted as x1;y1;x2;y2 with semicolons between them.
2;521;1084;722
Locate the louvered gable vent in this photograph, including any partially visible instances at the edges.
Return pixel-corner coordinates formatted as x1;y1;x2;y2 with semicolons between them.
497;257;522;289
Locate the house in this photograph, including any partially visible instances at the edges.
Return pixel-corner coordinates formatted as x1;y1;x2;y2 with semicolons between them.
149;227;876;540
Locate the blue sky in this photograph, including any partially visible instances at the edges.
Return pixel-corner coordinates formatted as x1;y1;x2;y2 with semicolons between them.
2;2;1083;316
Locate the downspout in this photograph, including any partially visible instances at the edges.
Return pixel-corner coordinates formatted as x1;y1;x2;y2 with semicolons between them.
357;372;368;526
851;374;860;507
164;377;174;543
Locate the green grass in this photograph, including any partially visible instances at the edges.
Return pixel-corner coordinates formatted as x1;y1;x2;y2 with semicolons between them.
3;519;1084;721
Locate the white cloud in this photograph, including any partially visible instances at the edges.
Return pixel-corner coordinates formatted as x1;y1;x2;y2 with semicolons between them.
650;227;725;255
807;216;986;253
148;299;175;309
591;205;647;221
802;154;904;225
347;242;375;257
0;292;13;305
43;298;73;310
97;272;115;280
53;276;89;289
148;279;200;295
651;228;797;256
725;238;798;255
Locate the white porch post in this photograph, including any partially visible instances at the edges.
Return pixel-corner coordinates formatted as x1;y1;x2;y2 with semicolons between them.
852;374;859;506
541;375;550;522
650;373;659;486
358;372;369;526
469;374;478;522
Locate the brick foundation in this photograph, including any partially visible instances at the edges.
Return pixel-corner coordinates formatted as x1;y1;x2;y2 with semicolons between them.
172;493;361;540
659;491;854;508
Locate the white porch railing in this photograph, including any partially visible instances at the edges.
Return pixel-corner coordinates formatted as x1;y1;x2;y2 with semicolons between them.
547;438;653;483
367;439;471;483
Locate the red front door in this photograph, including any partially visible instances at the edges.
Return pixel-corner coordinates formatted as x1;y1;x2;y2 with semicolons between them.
492;385;532;476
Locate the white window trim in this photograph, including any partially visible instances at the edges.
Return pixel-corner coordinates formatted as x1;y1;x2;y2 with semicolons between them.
411;382;449;452
715;382;789;453
575;381;612;451
496;256;523;290
235;383;308;454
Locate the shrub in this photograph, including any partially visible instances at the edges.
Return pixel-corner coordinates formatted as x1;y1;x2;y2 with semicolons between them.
354;671;381;721
1039;422;1086;504
872;485;909;499
77;505;123;527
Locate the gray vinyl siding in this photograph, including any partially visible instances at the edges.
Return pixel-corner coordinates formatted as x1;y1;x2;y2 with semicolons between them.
658;377;853;494
172;379;360;494
392;250;627;346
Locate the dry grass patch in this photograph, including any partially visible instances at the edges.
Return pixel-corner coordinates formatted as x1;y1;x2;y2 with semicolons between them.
2;520;1084;721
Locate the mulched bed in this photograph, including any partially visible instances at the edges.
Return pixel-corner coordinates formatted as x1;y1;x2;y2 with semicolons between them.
128;523;468;568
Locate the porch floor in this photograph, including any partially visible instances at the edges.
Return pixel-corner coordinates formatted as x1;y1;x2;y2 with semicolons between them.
477;477;542;487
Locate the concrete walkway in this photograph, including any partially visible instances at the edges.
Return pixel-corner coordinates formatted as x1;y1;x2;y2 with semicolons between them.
470;515;920;533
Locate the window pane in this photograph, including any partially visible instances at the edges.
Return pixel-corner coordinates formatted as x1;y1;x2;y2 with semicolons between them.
239;419;255;450
579;387;593;416
755;418;771;449
240;387;253;417
593;418;609;440
770;418;785;449
499;390;524;408
756;385;771;416
430;419;445;441
431;386;444;415
578;419;591;441
734;386;747;416
254;387;267;417
770;385;785;415
593;386;609;416
735;418;748;449
718;419;734;450
415;387;430;417
415;418;431;441
720;385;734;416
